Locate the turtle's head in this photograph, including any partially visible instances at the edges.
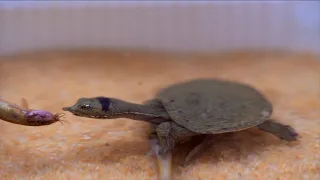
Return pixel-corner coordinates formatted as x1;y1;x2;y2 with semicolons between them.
63;97;113;119
63;96;164;122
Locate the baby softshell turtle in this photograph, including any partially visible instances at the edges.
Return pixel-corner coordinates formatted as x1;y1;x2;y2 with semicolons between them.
63;79;299;178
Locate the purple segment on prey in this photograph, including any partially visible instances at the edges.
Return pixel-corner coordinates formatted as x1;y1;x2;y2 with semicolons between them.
26;110;55;121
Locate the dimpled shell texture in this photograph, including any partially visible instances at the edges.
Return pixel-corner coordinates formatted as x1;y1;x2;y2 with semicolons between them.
156;79;273;134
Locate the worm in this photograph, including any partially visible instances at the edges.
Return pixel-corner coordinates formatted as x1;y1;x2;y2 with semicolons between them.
0;97;67;126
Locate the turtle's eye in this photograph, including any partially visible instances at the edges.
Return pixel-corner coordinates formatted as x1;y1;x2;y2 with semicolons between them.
79;104;92;110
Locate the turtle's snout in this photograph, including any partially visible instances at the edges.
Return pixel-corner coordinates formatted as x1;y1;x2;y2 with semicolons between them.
62;107;69;111
62;106;71;111
63;106;80;116
63;106;76;112
62;104;86;117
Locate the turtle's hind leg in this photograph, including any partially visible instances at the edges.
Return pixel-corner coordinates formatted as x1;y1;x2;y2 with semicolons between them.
181;134;214;167
257;119;299;141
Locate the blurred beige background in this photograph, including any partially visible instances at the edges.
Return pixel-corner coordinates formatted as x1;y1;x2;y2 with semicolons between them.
0;1;319;56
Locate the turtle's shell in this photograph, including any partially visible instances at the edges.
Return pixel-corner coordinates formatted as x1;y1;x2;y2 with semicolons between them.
155;79;273;134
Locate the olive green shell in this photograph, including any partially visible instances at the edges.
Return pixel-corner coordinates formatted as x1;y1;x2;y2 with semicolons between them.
155;79;273;134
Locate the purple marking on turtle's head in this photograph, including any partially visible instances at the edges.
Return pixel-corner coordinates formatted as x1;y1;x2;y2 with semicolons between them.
26;110;59;125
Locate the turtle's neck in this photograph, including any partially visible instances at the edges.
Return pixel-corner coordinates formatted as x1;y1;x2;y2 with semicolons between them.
101;98;171;124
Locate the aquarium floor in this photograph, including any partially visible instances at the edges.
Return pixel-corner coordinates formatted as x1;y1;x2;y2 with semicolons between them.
0;50;319;180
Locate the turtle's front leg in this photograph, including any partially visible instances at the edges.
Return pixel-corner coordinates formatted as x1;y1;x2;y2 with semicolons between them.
148;137;173;180
156;122;215;167
156;122;196;156
145;123;174;180
154;122;195;180
145;124;159;156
